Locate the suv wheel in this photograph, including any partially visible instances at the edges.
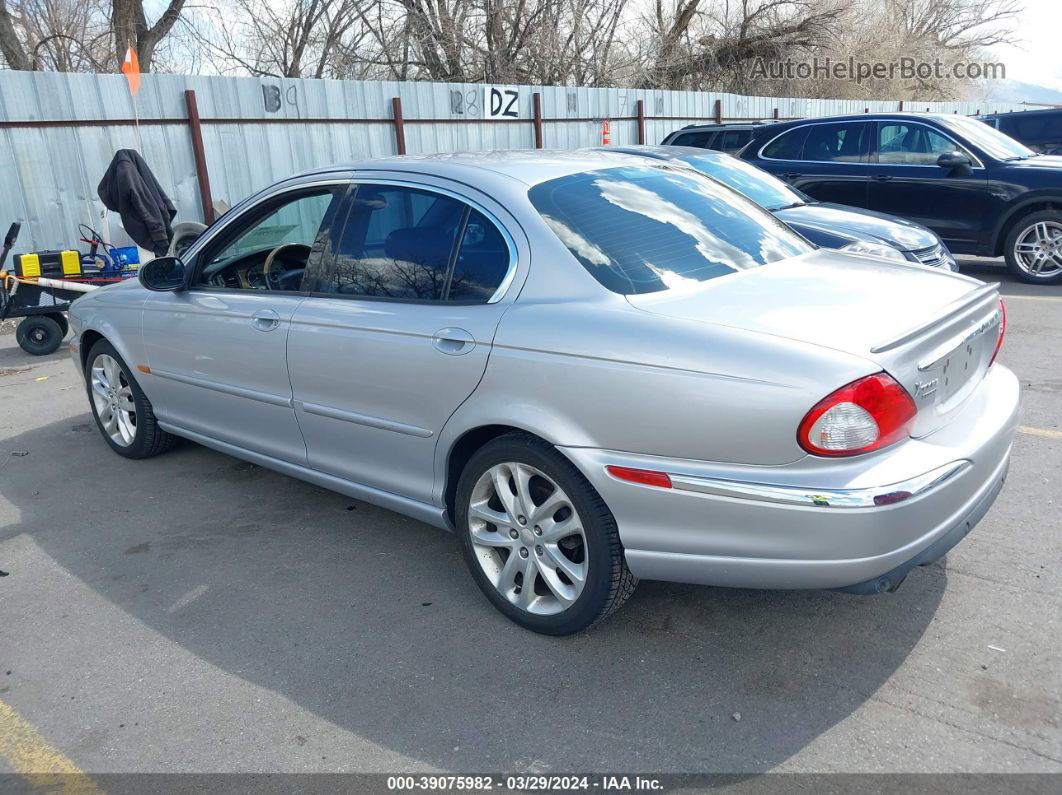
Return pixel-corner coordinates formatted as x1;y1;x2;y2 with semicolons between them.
1004;210;1062;284
455;433;637;635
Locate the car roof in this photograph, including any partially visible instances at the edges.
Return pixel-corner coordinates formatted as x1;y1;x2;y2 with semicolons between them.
759;111;970;129
980;108;1062;119
744;111;973;143
590;144;731;162
296;149;657;187
671;123;764;131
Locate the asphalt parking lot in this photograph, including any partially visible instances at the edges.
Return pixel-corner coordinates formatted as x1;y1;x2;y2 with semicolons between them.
1;259;1059;780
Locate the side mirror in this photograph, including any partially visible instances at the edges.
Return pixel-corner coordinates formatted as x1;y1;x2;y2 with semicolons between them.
937;151;972;174
139;256;188;292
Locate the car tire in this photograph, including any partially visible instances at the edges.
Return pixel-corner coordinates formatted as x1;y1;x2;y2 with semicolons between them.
1004;210;1062;284
455;432;637;635
169;221;207;258
15;315;65;355
85;339;178;459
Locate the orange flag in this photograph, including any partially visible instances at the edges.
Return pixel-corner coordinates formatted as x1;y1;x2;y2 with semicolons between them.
121;45;141;96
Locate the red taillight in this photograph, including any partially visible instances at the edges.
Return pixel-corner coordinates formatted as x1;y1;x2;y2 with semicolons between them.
989;298;1006;367
606;466;672;489
798;373;917;457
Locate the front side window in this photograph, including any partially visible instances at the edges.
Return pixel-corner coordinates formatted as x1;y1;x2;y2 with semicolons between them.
716;129;751;151
195;189;339;290
802;122;870;162
877;122;971;165
304;185;511;302
528;166;812;296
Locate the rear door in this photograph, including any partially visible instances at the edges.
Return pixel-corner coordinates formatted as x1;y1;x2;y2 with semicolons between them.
867;120;990;249
762;120;873;207
287;177;524;504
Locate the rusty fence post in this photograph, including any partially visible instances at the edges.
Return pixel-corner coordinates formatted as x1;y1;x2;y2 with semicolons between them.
636;99;645;144
533;92;544;149
714;98;722;124
391;97;406;155
184;89;215;225
773;107;779;120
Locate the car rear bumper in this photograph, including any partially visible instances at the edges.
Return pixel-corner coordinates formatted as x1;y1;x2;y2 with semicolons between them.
561;364;1019;591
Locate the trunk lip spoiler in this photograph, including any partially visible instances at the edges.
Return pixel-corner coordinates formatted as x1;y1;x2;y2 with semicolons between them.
870;283;999;354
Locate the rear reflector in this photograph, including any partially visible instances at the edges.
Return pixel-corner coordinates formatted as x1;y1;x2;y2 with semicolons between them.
606;466;672;489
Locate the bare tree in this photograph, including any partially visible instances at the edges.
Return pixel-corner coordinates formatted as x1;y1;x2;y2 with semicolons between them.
0;0;31;68
111;0;187;72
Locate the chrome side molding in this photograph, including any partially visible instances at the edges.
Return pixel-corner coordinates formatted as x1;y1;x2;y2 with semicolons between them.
667;460;972;509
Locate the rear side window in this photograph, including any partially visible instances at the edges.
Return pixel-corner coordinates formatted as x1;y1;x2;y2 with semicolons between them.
304;185;511;302
760;127;808;160
449;210;512;301
802;122;870;162
528;166;811;295
670;131;716;148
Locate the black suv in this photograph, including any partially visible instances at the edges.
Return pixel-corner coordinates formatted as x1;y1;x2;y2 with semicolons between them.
740;112;1062;283
981;109;1062;156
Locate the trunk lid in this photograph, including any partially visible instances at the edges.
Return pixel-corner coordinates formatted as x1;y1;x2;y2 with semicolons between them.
626;252;1002;437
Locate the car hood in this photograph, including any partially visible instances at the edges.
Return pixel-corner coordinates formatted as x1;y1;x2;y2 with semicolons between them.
774;203;939;252
1002;154;1062;171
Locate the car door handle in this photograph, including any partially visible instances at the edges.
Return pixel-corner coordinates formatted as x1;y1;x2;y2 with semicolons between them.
872;174;893;182
782;173;802;181
252;309;281;332
432;327;476;356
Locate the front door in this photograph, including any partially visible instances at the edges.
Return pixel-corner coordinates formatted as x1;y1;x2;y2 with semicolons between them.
287;179;521;504
867;120;990;250
142;185;344;463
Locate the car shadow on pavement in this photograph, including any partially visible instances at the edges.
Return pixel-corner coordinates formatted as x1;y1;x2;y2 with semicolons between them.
1;415;947;773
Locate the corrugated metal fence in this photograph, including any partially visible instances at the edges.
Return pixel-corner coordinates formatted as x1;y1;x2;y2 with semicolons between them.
0;71;1026;250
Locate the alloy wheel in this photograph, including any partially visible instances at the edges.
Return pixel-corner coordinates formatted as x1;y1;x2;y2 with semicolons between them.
467;462;588;616
90;354;137;447
1014;220;1062;278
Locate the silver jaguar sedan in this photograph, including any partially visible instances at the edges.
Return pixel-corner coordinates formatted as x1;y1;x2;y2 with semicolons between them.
68;151;1018;635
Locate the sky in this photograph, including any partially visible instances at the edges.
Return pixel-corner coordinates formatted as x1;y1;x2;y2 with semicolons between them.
989;0;1062;92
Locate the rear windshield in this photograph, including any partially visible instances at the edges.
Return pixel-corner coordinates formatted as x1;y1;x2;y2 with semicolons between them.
676;154;806;210
528;166;812;295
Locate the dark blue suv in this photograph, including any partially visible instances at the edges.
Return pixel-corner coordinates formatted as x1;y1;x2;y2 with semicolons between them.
740;112;1062;284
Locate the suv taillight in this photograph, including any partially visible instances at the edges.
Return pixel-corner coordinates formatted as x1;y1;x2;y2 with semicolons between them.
798;373;917;457
989;298;1006;367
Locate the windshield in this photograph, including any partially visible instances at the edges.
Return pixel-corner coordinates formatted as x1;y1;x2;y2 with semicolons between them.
938;114;1036;160
528;166;812;295
676;154;806;210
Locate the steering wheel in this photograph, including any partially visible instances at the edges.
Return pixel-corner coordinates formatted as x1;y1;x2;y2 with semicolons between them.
262;243;311;291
